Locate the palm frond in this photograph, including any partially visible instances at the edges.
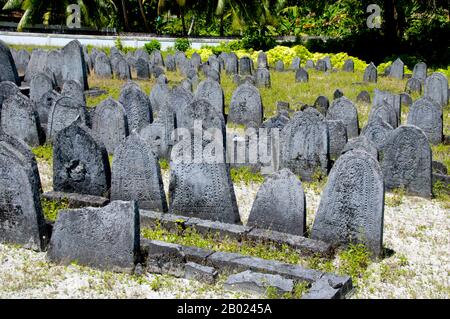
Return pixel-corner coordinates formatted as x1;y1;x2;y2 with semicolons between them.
3;0;23;10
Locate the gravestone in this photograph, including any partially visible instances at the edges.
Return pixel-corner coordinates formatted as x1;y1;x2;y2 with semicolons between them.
208;56;221;73
30;73;54;103
206;68;220;83
247;169;306;236
46;49;63;86
326;97;359;139
255;67;271;88
326;120;348;159
361;115;394;151
373;89;401;127
424;72;448;108
381;125;432;198
111;133;167;212
149;78;170;114
150;50;165;67
62;80;86;106
225;53;238;75
323;56;332;70
0;40;20;85
13;49;30;75
333;89;344;100
53;121;111;197
356;91;371;104
94;53;113;78
316;59;327;72
343;59;354;72
190;52;202;70
311;150;384;257
363;63;377;83
135;49;150;62
400;93;412;108
181;78;193;92
0;81;20;110
276;101;290;113
290;57;301;70
407;97;443;145
36;90;60;126
413;62;427;82
0;133;47;251
165;54;176;71
295;68;309;83
169;160;240;224
275;60;284;72
136;58;150;80
281;108;329;181
91;97;128;154
47;96;88;141
341;136;378;160
170;85;194;128
47;201;139;273
239;57;253;76
305;60;315;70
405;78;422;94
119;83;153;132
195;78;225;117
115;57;132;80
257;52;268;69
24;49;48;84
314;95;330;116
389;58;404;79
228;82;263;128
151;65;165;79
61;40;89;90
369;100;397;129
1;93;43;147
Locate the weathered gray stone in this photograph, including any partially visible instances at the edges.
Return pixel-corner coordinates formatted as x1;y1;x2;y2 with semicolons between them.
149;78;170;115
184;262;218;284
46;49;63;86
61;40;89;90
36;89;60;126
281;108;329;181
143;239;186;277
225;53;238;75
111;132;167;212
114;57;132;80
224;270;294;295
136;58;150;80
405;78;422;94
247;169;306;236
369;99;397;129
302;274;352;299
326;120;347;159
407;97;443;145
381;125;432;198
30;73;54;104
275;60;284;72
195;78;225;117
0;132;47;250
316;59;328;72
314;95;329;116
47;96;88;141
311;150;384;257
363;63;377;83
305;60;315;70
239;57;252;76
413;62;427;82
373;89;401;127
295;68;309;83
1;93;43;147
326;97;359;139
62;80;86;106
290;57;301;70
165;54;176;71
53;121;111;197
255;67;271;88
333;89;344;100
389;58;404;79
24;49;48;84
0;81;20;112
356;91;371;104
91;97;128;154
361;115;394;151
400;93;413;108
228;82;263;128
342;136;378;160
13;49;30;76
94;52;113;78
424;72;448;107
42;191;109;208
343;59;354;72
119;83;153;132
0;40;20;85
47;201;139;273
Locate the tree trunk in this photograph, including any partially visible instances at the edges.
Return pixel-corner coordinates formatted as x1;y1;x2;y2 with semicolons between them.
120;0;130;31
180;6;186;35
137;0;150;32
219;14;224;37
383;0;398;51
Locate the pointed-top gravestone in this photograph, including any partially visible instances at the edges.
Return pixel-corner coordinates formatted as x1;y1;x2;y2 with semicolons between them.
343;59;354;72
326;97;359;139
326;119;347;159
13;49;30;76
405;78;422;94
412;62;427;82
62;80;86;106
37;89;61;127
257;51;268;69
381;125;432;198
239;57;253;76
30;72;54;103
94;52;113;78
290;57;301;70
363;63;377;83
47;96;88;141
407;97;443;145
1;93;43;147
311;150;384;257
91;97;129;154
255;67;271;88
372;89;401;127
195;78;225;117
295;68;309;83
281;108;329;181
424;72;448;108
136;58;150;80
111;133;167;212
25;49;48;84
0;40;20;85
61;40;89;90
389;58;404;79
341;136;378;160
275;60;284;72
53;120;111;197
149;77;170;114
47;201;140;273
369;99;397;129
225;53;238;75
119;83;152;132
314;95;330;116
361;115;394;151
0;132;48;251
228;82;263;128
247;169;306;236
0;80;20;109
305;60;315;70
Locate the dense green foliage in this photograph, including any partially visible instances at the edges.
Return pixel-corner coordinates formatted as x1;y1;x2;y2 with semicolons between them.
173;37;191;52
144;39;161;54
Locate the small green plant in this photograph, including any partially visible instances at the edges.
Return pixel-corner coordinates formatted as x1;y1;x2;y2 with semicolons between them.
385;187;406;207
337;243;371;280
174;38;191;52
433;180;450;208
230;167;264;184
32;144;53;163
144;40;161;54
41;197;69;222
114;37;123;51
159;159;169;170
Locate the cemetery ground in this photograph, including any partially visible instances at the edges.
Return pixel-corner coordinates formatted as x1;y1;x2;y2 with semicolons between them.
0;63;448;299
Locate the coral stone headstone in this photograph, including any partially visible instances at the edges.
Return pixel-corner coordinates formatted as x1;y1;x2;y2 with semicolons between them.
407;97;443;145
0;40;20;85
363;63;377;83
295;68;309;83
228;82;263;128
239;57;253;76
326;97;359;139
424;72;448;108
195;78;225;117
326;119;348;159
361;115;394;151
119;83;153;132
389;58;404;79
311;150;384;257
255;67;271;88
47;96;88;141
61;40;89;90
94;53;113;78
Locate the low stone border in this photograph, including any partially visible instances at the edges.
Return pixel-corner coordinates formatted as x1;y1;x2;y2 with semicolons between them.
140;210;333;257
43;191;110;208
141;239;353;299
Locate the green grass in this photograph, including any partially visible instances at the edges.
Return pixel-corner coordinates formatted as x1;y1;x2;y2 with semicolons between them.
385;187;406;207
230;166;264;184
431;144;450;173
40;197;69;222
32;144;53;164
159;159;169;170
